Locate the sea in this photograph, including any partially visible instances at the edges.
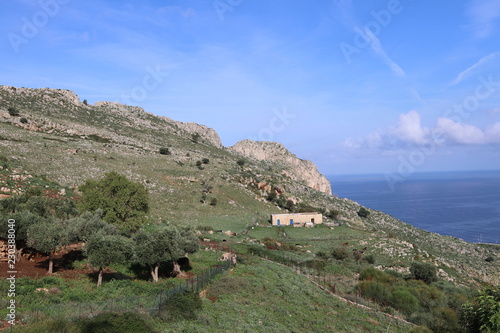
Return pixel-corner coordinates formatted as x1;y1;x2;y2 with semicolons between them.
328;170;500;244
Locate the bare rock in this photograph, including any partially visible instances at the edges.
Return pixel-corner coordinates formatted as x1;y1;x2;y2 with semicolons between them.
229;140;332;195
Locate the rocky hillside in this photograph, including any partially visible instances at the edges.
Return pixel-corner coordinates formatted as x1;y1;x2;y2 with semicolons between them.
230;140;332;195
0;85;498;288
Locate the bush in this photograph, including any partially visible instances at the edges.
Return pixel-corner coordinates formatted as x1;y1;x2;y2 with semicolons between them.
20;117;28;124
262;237;279;249
485;256;495;262
326;209;340;219
196;225;214;232
191;133;201;143
8;107;19;116
357;207;370;218
364;254;376;264
16;318;79;333
356;281;390;305
160;291;202;322
210;198;218;206
236;159;246;166
202;158;210;164
331;247;349;261
359;268;391;284
410;262;438;284
461;286;500;333
389;287;420;315
80;312;157;332
159;147;171;155
316;250;329;260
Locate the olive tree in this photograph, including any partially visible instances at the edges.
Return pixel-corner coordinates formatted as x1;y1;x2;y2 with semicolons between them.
67;210;118;243
133;226;199;282
85;234;133;287
27;218;68;274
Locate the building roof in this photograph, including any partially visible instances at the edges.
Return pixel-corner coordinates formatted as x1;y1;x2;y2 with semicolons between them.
271;212;322;216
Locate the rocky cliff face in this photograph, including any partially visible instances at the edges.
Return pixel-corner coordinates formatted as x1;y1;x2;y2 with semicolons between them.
229;140;332;195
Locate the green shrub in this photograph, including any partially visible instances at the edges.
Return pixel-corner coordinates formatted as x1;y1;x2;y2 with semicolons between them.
356;281;390;305
16;318;79;333
331;247;349;261
262;237;279;249
196;225;214;232
357;207;370;218
389;287;420;315
210;198;218;206
8;107;19;116
160;291;202;322
80;312;157;332
326;209;340;219
236;159;246;166
485;256;494;262
316;250;329;260
159;147;171;155
364;254;376;264
191;133;201;143
20;117;28;123
461;286;500;333
0;155;9;168
410;262;438;284
202;158;210;164
359;267;392;284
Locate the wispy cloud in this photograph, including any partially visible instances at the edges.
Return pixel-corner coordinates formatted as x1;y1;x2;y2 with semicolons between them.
450;52;500;86
355;27;406;78
466;0;500;39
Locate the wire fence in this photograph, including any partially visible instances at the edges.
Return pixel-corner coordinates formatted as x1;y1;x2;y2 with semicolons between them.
6;260;234;331
151;259;233;317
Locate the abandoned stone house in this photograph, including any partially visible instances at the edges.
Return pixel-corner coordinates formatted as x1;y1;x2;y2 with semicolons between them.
270;212;323;227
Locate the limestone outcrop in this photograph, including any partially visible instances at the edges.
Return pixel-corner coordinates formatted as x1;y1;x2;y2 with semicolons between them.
229;140;332;195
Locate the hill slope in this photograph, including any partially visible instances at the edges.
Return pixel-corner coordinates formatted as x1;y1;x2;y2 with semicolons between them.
0;85;498;290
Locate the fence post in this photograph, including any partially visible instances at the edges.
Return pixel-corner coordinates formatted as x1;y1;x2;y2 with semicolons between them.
158;292;162;317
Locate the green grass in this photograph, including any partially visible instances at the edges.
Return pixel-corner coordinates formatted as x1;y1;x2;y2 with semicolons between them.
162;258;413;332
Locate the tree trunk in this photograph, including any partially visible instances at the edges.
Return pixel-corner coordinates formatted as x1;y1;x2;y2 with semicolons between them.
48;253;54;275
150;264;159;283
172;261;181;277
15;246;22;263
97;267;103;287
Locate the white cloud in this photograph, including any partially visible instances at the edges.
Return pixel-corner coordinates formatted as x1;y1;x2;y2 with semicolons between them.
450;52;500;86
389;110;428;145
485;122;500;143
466;0;500;39
341;111;500;152
436;118;485;144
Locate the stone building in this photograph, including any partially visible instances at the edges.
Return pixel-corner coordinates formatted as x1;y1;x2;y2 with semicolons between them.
270;212;323;227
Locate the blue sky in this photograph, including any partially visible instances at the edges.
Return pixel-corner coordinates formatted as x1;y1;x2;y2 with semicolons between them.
1;0;500;177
